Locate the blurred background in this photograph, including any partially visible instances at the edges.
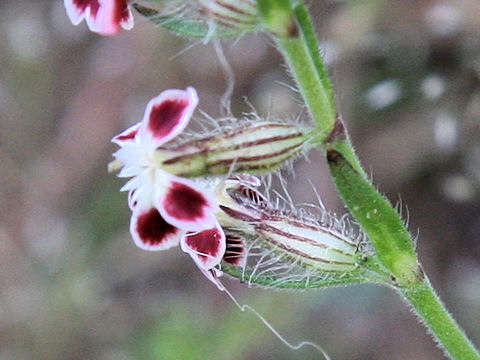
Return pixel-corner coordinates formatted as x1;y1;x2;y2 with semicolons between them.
0;0;479;359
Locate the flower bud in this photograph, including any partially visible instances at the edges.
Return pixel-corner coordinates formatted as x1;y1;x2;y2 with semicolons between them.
133;0;260;39
157;121;310;177
196;0;259;31
216;176;363;275
253;213;358;272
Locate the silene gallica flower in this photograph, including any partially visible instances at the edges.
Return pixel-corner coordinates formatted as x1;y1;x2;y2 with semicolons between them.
111;86;314;287
64;0;134;35
111;87;226;284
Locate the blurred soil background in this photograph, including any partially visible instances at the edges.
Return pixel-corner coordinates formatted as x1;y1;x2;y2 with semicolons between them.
0;0;479;359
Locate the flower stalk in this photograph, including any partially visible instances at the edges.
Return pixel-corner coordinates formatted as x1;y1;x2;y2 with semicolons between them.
257;0;336;141
402;280;480;360
326;148;420;286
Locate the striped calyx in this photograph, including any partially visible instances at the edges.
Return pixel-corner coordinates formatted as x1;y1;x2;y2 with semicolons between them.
255;214;358;272
216;175;362;273
158;121;309;177
133;0;260;39
196;0;259;30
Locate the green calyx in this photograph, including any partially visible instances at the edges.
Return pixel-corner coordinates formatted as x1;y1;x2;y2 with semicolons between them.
158;121;309;177
133;2;259;39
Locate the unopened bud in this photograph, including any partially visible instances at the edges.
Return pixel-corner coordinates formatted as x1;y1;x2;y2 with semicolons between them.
133;0;260;39
158;121;309;177
254;213;358;271
216;176;363;274
196;0;259;30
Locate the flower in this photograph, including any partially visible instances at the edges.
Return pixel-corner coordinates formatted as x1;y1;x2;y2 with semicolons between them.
111;87;226;284
64;0;134;36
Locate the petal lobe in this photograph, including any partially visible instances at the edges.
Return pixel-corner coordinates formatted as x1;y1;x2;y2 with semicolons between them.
158;177;216;231
141;88;198;146
64;0;133;35
182;224;226;270
130;207;182;251
112;123;140;145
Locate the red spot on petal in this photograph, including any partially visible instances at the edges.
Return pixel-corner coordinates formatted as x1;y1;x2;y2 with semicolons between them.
116;127;138;142
149;99;189;140
72;0;100;16
186;228;224;263
137;208;178;247
223;234;246;265
71;0;130;31
164;181;209;221
112;0;130;24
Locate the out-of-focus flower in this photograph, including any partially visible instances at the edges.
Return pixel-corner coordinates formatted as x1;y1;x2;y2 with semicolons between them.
111;87;225;283
64;0;134;36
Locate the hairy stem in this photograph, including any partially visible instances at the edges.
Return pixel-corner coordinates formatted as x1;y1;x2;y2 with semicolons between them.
258;0;480;358
402;279;480;360
327;148;420;286
257;0;336;140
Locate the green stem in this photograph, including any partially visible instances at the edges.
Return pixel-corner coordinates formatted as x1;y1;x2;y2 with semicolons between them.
277;34;335;137
402;278;480;360
293;2;333;104
294;2;336;105
257;0;336;140
259;0;480;358
325;124;367;177
327;148;419;286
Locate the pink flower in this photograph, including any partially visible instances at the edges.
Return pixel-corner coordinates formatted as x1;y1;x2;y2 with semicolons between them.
112;87;226;285
64;0;134;36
